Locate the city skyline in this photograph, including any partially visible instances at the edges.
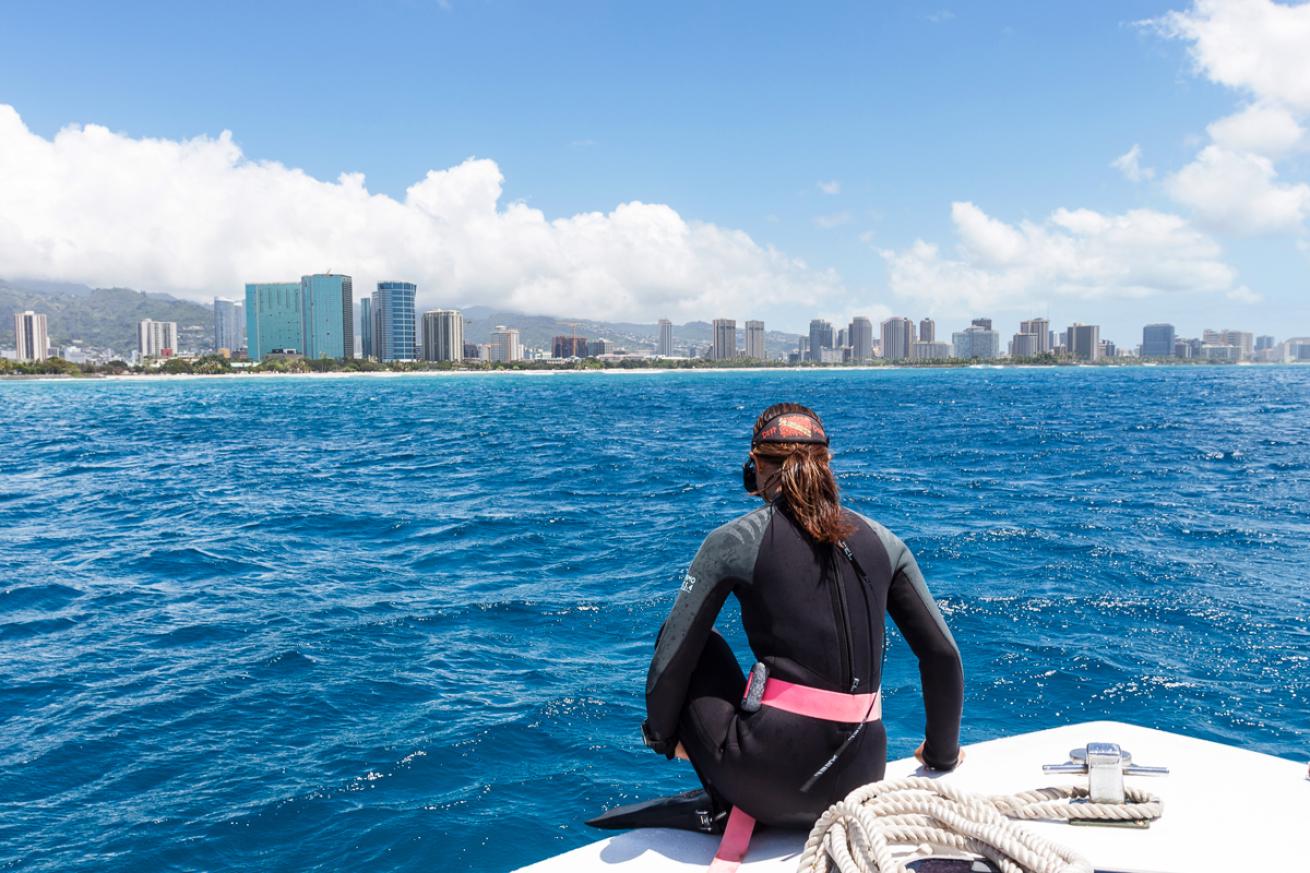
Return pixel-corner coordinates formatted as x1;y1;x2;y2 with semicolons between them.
2;3;1309;340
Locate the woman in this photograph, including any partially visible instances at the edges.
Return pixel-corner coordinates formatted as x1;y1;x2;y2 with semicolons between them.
641;403;964;870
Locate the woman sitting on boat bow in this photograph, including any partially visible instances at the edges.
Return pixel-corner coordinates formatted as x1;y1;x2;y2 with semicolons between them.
640;403;965;868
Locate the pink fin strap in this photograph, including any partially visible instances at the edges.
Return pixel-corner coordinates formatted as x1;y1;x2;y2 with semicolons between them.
707;806;755;873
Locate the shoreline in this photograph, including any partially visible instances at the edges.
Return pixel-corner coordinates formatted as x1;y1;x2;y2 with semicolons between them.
1;360;1302;384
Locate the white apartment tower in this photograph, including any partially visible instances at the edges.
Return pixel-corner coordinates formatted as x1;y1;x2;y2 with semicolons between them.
422;309;465;362
14;311;49;362
491;325;522;363
138;319;179;359
657;319;674;356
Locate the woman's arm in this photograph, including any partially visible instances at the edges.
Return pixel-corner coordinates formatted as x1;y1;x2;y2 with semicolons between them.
875;523;964;770
642;533;735;757
643;511;767;757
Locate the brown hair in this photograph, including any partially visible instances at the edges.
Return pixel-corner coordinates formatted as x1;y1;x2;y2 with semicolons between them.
751;403;854;544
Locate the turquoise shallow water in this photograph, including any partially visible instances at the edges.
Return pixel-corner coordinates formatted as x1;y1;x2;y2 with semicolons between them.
1;367;1308;871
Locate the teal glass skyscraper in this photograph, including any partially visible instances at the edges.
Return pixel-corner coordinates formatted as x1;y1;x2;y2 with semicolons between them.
373;282;417;362
300;274;354;360
359;298;373;359
245;282;303;360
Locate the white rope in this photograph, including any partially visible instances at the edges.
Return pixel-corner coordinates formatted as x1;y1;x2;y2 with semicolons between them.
796;777;1162;873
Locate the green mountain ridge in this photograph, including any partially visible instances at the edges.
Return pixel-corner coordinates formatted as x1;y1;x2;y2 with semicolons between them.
1;281;213;354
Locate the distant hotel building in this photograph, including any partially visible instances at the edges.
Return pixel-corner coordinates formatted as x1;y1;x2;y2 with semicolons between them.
911;340;952;361
138;319;178;359
849;316;873;362
712;318;737;360
373;282;417;362
1010;332;1041;358
301;274;354;360
1067;323;1101;361
423;309;465;362
919;318;936;343
657;319;674;356
1019;318;1051;354
552;334;588;358
1141;323;1175;358
246;282;303;359
807;319;833;362
213;297;245;354
744;320;766;360
358;298;373;358
13;310;49;362
491;325;522;362
952;322;1000;359
880;317;915;361
589;338;614;357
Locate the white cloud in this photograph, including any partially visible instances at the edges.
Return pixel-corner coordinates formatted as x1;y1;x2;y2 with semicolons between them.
817;179;841;195
813;211;852;229
1226;285;1264;303
924;10;956;24
1165;144;1310;233
1111;144;1155;182
1150;1;1310;235
0;104;846;322
1206;104;1304;156
1153;0;1310;113
881;201;1239;313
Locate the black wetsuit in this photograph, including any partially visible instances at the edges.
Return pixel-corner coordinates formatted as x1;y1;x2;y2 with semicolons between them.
643;503;964;827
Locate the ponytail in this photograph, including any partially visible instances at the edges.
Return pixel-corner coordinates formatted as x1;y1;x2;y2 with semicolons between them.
751;404;853;544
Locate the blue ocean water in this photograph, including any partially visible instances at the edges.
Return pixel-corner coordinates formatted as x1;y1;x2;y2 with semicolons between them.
1;367;1308;872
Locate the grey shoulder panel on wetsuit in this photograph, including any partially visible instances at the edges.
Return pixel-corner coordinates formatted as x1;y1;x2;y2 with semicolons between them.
853;513;959;654
853;512;964;770
643;505;772;755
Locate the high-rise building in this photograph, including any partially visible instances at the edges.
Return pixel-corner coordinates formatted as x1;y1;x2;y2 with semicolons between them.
1220;330;1254;360
952;324;1001;359
1019;318;1051;354
847;317;873;362
359;298;374;358
552;334;588;358
589;338;614;357
300;274;354;360
423;309;465;361
491;325;522;362
657;319;674;356
971;318;993;330
712;318;737;360
807;319;834;362
910;340;952;361
13;311;49;362
213;297;245;354
745;320;766;360
1067;323;1101;361
1142;323;1176;358
918;318;935;343
1256;335;1276;351
373;282;417;362
138;319;179;359
1010;333;1041;358
245;282;303;359
880;317;915;361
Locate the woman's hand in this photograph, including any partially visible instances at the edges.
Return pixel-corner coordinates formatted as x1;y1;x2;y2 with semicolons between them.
914;741;965;769
673;742;690;761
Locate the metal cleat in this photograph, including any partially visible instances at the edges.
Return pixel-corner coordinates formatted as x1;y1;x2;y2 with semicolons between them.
1042;742;1169;804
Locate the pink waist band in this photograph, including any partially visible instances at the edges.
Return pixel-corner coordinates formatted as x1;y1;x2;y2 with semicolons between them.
758;677;881;723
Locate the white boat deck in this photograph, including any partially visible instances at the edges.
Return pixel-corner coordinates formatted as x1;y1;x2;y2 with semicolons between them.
517;721;1310;873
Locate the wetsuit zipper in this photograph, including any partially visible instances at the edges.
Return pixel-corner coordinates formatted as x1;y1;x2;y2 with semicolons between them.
828;550;858;693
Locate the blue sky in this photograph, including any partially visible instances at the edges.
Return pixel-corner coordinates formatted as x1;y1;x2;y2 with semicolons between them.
1;0;1307;343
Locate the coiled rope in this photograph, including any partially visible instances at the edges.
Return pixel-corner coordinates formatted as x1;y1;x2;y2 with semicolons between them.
796;777;1162;873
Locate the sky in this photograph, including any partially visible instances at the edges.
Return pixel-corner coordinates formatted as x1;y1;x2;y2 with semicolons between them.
1;0;1308;343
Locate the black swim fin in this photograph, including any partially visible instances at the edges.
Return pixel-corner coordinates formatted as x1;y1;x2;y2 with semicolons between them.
586;788;727;833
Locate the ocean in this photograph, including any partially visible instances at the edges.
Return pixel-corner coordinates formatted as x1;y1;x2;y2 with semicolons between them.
1;366;1307;871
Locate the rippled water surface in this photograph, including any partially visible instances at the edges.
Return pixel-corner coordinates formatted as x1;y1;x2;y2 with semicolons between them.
2;367;1308;871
